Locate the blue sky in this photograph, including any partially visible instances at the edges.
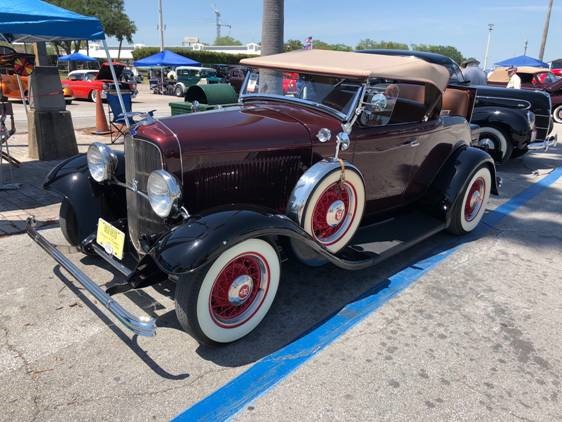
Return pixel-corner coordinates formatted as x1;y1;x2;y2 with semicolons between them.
120;0;562;63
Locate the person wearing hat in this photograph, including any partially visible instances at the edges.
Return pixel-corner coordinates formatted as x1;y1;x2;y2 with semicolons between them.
506;66;521;89
460;57;487;85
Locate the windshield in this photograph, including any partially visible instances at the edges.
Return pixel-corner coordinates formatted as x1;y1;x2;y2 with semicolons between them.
241;69;362;117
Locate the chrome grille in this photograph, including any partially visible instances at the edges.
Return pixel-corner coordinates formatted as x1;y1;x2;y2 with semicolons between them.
125;136;165;253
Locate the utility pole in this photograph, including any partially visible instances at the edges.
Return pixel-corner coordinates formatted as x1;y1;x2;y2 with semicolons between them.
524;40;528;55
158;0;165;51
483;23;494;70
538;0;554;61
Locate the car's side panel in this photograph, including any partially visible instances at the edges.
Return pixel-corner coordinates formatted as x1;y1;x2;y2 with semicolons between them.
471;107;531;149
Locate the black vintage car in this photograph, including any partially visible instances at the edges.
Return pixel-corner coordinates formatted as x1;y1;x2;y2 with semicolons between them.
360;49;556;162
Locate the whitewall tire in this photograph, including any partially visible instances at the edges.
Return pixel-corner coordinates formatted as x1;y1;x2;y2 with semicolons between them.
175;238;280;344
553;105;562;124
301;169;365;253
448;166;492;235
478;127;512;163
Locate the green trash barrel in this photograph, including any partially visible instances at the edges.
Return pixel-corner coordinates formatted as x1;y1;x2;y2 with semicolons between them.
185;83;237;105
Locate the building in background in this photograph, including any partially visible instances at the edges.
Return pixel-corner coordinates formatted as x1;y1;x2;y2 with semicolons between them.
181;36;261;55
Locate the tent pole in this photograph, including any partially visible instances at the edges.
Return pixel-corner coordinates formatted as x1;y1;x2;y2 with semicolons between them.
15;75;29;114
101;39;129;128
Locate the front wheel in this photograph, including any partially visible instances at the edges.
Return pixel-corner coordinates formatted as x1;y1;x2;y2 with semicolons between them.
447;166;492;235
553;105;562;124
175;238;280;345
89;90;97;102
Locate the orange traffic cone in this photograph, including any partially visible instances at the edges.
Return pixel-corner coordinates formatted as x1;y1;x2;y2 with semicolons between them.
92;89;111;135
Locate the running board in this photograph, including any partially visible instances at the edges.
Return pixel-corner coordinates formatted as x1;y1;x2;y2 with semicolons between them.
330;212;447;270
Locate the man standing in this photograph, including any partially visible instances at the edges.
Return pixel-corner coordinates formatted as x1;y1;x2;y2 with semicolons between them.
460;58;487;85
506;66;521;89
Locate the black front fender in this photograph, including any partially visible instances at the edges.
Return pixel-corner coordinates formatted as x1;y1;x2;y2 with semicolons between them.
43;153;126;244
424;146;498;221
150;208;306;275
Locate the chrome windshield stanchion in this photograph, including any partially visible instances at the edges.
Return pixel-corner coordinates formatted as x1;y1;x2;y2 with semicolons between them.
25;218;157;337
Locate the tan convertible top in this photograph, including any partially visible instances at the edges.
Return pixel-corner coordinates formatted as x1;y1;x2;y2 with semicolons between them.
241;49;450;91
488;66;551;83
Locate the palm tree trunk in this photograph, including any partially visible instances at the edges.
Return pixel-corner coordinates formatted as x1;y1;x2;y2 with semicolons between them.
538;0;554;61
260;0;284;94
118;40;123;60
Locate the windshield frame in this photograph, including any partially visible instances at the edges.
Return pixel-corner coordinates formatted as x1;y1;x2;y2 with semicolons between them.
239;69;366;122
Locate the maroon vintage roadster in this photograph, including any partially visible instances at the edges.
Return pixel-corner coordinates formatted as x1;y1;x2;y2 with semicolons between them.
27;50;498;344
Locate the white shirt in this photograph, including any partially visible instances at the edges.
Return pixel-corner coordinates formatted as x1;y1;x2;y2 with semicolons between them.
507;74;521;89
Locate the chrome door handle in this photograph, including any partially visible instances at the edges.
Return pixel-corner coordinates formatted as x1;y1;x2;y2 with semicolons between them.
409;140;420;147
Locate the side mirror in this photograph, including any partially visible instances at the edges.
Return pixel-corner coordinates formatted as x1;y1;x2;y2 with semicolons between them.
370;93;388;111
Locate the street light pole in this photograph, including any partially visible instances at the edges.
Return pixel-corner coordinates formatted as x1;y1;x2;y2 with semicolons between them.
158;0;165;51
483;23;494;70
538;0;554;61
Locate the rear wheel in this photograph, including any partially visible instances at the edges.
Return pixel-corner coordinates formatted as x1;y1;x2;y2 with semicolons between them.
174;85;184;97
478;127;513;163
552;105;562;124
447;166;492;235
175;238;280;345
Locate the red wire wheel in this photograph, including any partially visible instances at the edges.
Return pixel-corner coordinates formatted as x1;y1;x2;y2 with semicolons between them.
464;176;486;222
208;252;270;328
13;56;34;76
311;181;357;246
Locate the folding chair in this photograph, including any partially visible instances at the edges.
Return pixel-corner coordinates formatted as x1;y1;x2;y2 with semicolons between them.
106;92;132;144
0;100;21;190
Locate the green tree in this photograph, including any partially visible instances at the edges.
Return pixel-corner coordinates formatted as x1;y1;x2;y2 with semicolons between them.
355;39;409;51
114;18;137;59
284;39;303;51
411;44;465;64
46;0;136;55
312;40;352;51
214;36;243;46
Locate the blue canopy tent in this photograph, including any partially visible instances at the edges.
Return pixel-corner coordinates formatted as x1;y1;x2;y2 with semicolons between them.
58;52;98;72
58;52;97;62
0;0;129;127
133;50;200;67
495;55;549;68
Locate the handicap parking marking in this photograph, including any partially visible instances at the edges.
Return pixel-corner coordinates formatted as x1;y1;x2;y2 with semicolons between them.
173;166;562;422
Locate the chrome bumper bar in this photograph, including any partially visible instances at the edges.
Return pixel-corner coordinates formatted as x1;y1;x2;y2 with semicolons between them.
26;218;156;337
527;133;558;152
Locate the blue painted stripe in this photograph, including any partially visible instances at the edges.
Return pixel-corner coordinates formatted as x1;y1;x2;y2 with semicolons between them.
174;166;562;422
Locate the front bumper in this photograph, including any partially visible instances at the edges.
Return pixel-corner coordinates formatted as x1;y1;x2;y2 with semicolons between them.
26;218;157;337
527;133;558;152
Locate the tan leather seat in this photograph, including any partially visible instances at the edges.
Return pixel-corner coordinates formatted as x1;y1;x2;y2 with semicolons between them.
442;88;470;118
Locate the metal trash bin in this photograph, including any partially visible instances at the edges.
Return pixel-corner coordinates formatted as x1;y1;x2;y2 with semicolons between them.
185;83;237;105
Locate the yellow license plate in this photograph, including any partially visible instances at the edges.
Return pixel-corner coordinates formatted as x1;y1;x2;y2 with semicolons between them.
96;218;125;260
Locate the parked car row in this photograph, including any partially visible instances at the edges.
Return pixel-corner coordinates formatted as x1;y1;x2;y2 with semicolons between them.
30;49;505;345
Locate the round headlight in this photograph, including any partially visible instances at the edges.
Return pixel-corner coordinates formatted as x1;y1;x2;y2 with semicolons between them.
87;142;116;182
147;170;182;218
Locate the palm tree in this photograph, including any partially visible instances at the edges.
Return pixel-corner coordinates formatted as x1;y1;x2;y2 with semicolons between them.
538;0;554;61
260;0;284;93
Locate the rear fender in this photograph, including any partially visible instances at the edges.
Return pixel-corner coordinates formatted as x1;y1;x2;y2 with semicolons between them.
43;153;126;243
423;146;498;221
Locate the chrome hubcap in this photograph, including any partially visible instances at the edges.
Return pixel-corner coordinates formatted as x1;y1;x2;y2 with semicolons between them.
227;275;254;305
326;200;346;227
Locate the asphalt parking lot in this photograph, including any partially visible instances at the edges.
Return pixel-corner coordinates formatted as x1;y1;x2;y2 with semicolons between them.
1;129;562;421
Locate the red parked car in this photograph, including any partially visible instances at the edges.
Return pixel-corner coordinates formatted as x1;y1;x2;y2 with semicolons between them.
28;50;497;344
61;62;138;102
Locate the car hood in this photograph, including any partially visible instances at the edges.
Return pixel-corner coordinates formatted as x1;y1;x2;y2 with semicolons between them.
96;63;125;81
156;103;315;156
